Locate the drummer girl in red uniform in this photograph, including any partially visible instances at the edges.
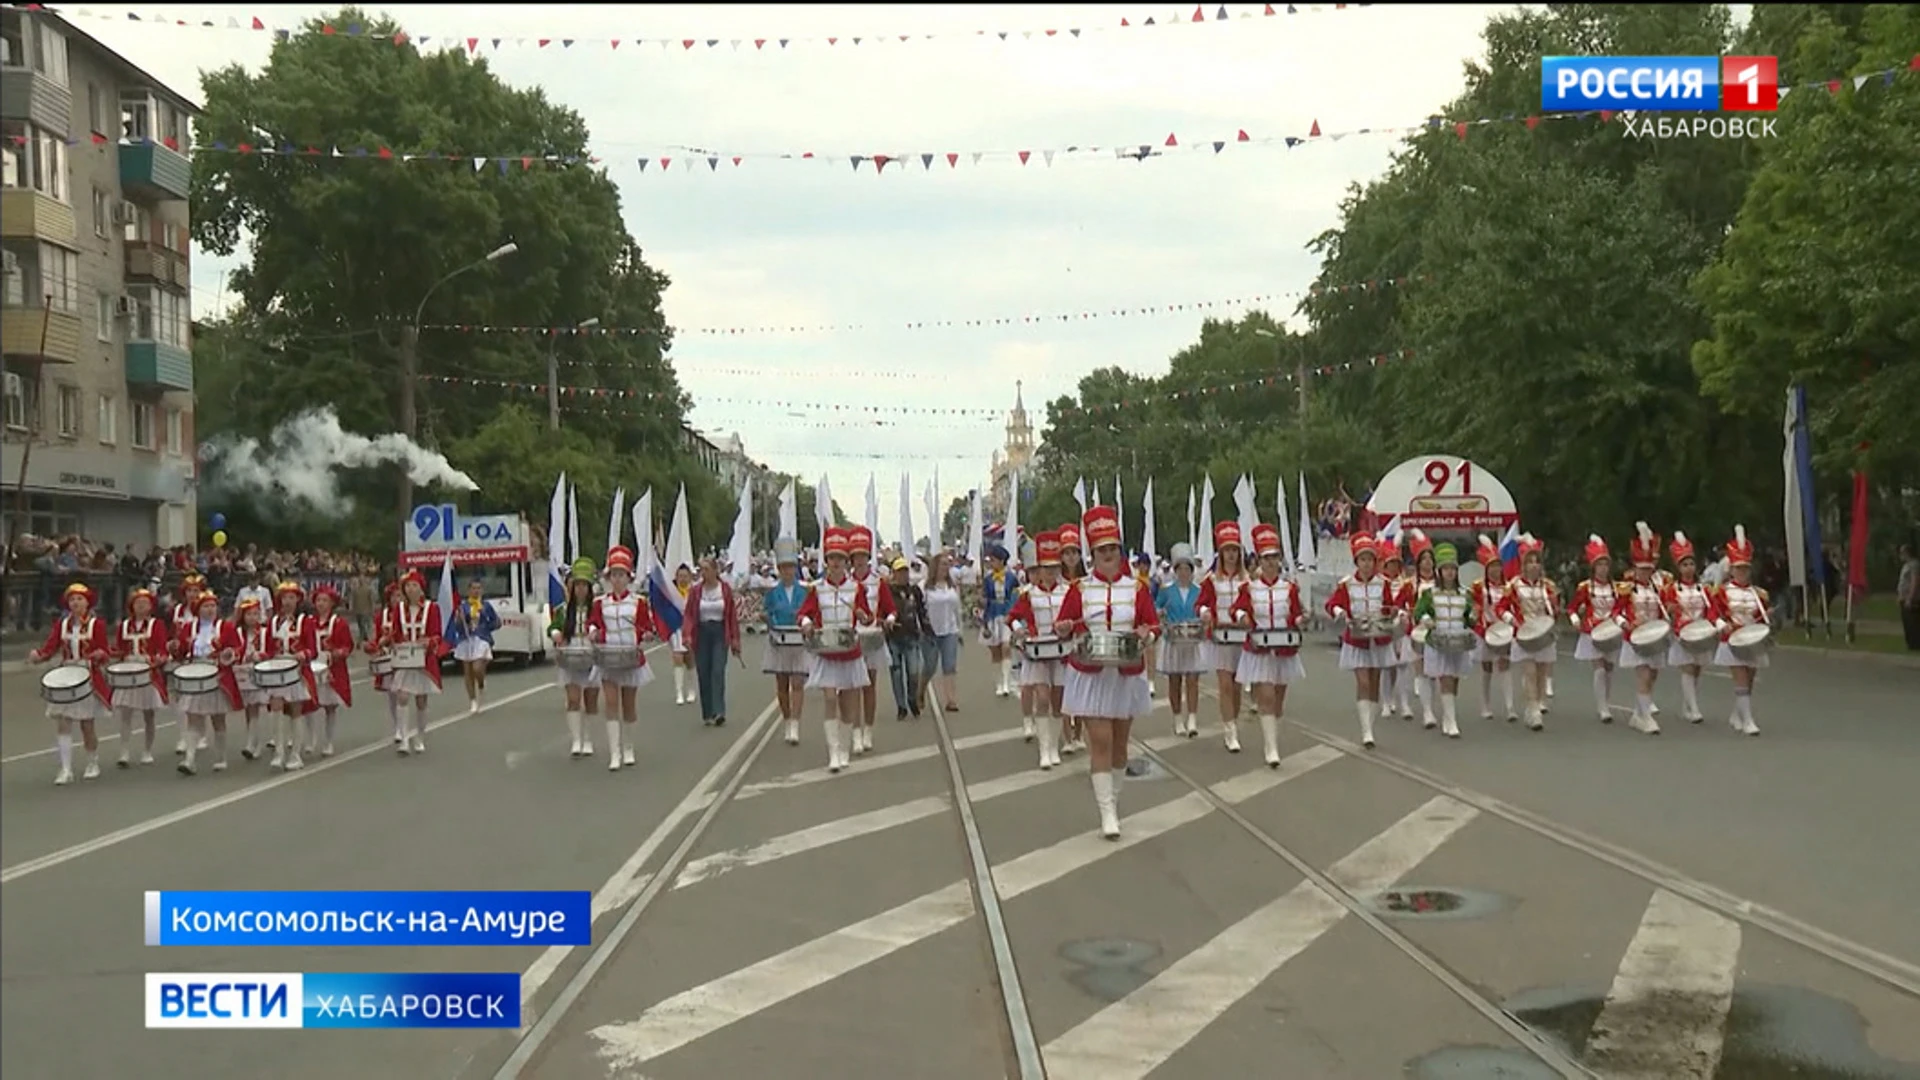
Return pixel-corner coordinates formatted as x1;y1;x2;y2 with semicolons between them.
29;582;113;785
1496;535;1559;731
111;587;170;768
169;572;207;757
233;597;273;760
797;527;874;774
1660;532;1713;724
1228;523;1306;767
1006;530;1072;770
1326;534;1398;749
1616;523;1669;735
387;569;448;756
1568;535;1628;724
1471;536;1518;722
307;585;355;756
1712;525;1767;736
366;580;403;743
171;592;243;776
1406;529;1439;727
1195;521;1251;754
270;581;319;767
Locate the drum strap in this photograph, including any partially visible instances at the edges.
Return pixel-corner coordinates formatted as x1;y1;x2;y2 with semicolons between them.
399;602;430;641
123;619;149;658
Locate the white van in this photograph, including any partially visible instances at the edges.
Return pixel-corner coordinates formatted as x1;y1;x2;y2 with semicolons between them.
400;505;551;665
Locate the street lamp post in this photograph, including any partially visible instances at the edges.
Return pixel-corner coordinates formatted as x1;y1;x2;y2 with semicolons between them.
549;317;600;431
398;241;518;519
1254;327;1307;433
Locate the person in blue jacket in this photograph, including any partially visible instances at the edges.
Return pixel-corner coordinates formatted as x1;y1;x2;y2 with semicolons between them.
446;577;501;714
978;544;1020;699
1155;543;1207;739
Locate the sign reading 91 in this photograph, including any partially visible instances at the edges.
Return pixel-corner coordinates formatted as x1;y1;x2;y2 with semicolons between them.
410;504;518;549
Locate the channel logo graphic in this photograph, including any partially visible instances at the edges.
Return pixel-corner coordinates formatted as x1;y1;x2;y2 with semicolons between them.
144;972;521;1029
1541;56;1778;112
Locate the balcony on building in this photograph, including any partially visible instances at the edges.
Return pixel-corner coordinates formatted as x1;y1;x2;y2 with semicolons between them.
121;204;189;287
117;92;193;203
1;239;83;364
1;10;74;136
122;284;191;392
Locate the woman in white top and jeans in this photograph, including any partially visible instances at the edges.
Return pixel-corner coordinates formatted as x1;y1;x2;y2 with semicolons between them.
922;553;964;712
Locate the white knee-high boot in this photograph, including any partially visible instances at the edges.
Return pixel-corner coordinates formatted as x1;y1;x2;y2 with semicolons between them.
1357;700;1376;748
1259;714;1281;766
1440;693;1460;738
1478;669;1495;718
1593;667;1612;720
115;708;133;766
565;711;583;756
998;657;1013;696
1501;669;1517;719
1036;719;1058;770
784;718;801;744
1222;716;1242;753
606;718;623;770
1681;671;1702;721
386;693;402;742
672;666;687;704
1418;676;1437;728
1090;771;1119;838
410;703;427;752
838;720;857;767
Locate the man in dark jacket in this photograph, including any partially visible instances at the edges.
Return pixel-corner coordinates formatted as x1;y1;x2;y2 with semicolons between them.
885;557;934;718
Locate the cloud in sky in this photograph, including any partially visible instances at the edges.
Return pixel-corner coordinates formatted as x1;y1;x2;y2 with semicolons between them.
88;2;1513;541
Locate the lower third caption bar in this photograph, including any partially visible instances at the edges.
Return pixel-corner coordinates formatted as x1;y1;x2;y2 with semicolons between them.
144;972;521;1029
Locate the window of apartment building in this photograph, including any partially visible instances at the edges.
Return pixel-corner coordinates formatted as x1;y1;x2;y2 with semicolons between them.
122;201;150;245
92;187;110;238
119;92;192;153
97;392;116;445
95;291;114;341
165;406;184;456
2;247;21;306
3;366;37;431
126;285;188;347
87;81;110;137
0;241;79;314
0;495;82;543
0;119;67;202
130;400;155;450
1;12;68;83
54;382;80;438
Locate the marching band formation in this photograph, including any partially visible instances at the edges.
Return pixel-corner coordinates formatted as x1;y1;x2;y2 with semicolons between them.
27;508;1777;843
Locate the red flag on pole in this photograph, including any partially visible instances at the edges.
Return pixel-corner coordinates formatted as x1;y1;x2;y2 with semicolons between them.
1847;465;1870;597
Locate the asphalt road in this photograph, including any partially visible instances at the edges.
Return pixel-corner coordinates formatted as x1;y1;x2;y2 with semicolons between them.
1;635;1915;1079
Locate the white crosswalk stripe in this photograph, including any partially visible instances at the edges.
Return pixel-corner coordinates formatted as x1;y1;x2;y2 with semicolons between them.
1585;888;1743;1080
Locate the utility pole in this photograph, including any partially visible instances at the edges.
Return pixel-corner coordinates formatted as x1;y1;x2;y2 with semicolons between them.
398;323;419;523
548;317;599;431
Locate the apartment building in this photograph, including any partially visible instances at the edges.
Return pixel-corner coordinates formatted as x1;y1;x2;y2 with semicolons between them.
1;8;197;550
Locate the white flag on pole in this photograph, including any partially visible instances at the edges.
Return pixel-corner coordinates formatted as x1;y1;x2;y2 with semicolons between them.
727;476;753;583
1141;477;1158;561
1005;471;1023;568
863;474;881;561
1275;475;1296;573
1071;476;1090;561
545;472;568;607
897;471;914;556
1297;473;1317;571
966;489;985;568
666;483;692;575
777;479;798;541
923;478;938;552
606;486;627;556
566;482;581;568
1114;472;1125;547
631;489;656;577
1198;474;1217;565
1233;474;1257;555
815;474;834;549
1186;483;1197;550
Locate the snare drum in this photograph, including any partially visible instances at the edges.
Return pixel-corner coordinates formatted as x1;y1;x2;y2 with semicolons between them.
594;644;639;672
1482;622;1516;649
807;626;859;654
369;652;395;676
1410;625;1431;649
308;658;333;679
1515;615;1558;650
389;642;428;670
1076;631;1144;667
1429;628;1477;654
170;662;222;696
769;627;806;648
1677;620;1720;656
1728;623;1773;663
1210;626;1249;646
1164;622;1205;644
40;664;96;706
1587;620;1625;653
1629;620;1671;656
554;643;598;673
1022;636;1073;662
1250;628;1302;650
105;661;153;691
250;657;303;690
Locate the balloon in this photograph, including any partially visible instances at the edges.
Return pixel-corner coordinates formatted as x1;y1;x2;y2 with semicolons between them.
212;530;228;548
210;512;227;530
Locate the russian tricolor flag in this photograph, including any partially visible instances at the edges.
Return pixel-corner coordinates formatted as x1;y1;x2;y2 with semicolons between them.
647;562;685;640
1497;522;1523;580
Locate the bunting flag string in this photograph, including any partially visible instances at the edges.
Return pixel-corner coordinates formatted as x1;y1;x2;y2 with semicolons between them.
417;374;1004;415
1055;348;1421;418
19;3;1370;52
28;60;1908;178
426;277;1420;338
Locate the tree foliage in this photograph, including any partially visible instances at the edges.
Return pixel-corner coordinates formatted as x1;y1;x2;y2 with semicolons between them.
1027;3;1919;558
190;8;736;551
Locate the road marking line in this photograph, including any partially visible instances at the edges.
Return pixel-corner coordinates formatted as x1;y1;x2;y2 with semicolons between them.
517;700;779;1010
1;673;376;764
1583;889;1742;1080
729;727;1027;803
587;744;1342;1072
0;680;551;883
1042;795;1478;1079
674;733;1186;891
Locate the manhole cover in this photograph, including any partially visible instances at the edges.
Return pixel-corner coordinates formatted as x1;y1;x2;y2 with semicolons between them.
1060;938;1162;1003
1408;1046;1562;1079
1361;886;1509;921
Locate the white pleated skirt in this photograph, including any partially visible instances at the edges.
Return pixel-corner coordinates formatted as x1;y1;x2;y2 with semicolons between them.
1714;643;1770;669
1019;658;1066;688
807;656;870;691
600;664;655;690
1509;640;1557;665
178;689;231;716
240;686;270;708
1236;650;1305;686
860;635;893;670
388;669;440;696
1062;666;1152;719
270;680;310;706
47;695;111;722
762;641;811;676
453;638;493;663
1666;640;1709;668
1423;646;1480;678
111;684;166;712
1616;644;1665;670
316;678;348;709
556;666;601;690
1205;642;1240;672
1573;632;1615;662
980;619;1011;648
1339;642;1400;670
1157;639;1208;675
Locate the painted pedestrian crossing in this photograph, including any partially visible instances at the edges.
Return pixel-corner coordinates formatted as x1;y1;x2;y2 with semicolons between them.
498;699;1874;1080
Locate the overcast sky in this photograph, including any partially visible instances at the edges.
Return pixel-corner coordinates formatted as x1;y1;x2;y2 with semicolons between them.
80;2;1516;539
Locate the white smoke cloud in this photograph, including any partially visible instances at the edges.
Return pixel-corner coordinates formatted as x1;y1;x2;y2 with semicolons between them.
201;407;477;512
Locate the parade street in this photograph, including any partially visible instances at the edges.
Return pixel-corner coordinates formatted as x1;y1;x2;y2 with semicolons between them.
2;641;1916;1079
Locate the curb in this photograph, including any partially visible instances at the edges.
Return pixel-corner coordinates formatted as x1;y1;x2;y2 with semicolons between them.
1776;643;1920;669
